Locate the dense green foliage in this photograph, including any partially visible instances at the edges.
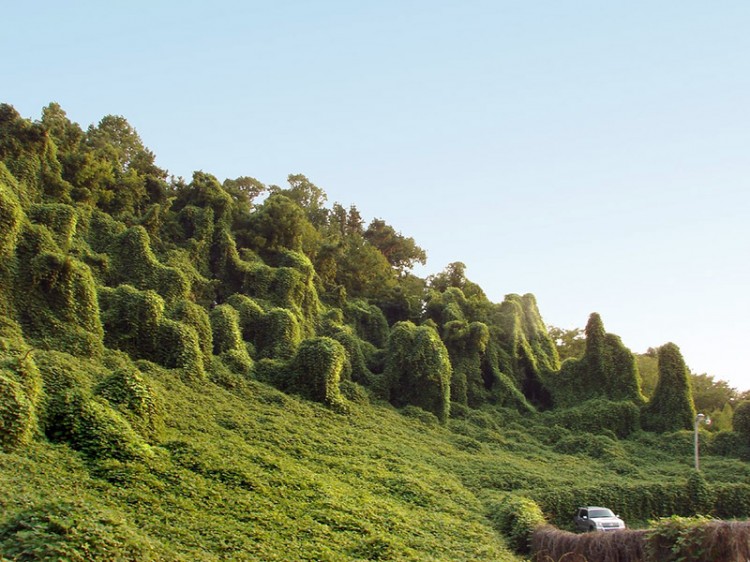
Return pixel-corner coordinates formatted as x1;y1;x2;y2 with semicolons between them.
288;336;348;410
547;313;644;408
733;401;750;443
642;343;696;433
385;322;452;423
486;494;546;554
0;103;745;561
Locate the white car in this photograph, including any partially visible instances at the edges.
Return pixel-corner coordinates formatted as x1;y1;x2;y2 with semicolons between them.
573;506;626;532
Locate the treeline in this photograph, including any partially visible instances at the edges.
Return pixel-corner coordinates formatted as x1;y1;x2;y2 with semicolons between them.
0;103;747;457
550;325;745;431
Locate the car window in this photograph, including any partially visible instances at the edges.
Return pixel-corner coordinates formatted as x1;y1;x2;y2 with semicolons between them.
589;509;614;518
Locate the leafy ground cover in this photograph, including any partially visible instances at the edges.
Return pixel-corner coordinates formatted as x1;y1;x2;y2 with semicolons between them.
2;359;747;561
1;103;749;561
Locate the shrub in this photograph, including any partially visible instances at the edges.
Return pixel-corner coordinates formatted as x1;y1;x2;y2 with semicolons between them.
645;516;750;562
481;359;536;414
399;405;440;427
252;358;289;388
344;299;389;348
268;250;321;337
384;321;451;423
225;293;264;343
99;285;163;358
686;470;714;515
256;307;301;359
544;398;641;438
708;430;750;460
486;494;546;554
168;298;213;362
713;483;750;519
108;225;190;303
443;320;490;407
95;368;164;440
219;347;253;376
14;224;104;357
339;380;370;405
100;285;205;376
28;203;77;251
209;304;252;375
0;371;35;451
450;401;470;419
553;433;625;461
210;304;243;354
45;389;149;460
532;481;692;527
32;350;104;425
327;325;373;384
155;318;205;378
495;294;560;403
0;347;42;408
288;336;347;410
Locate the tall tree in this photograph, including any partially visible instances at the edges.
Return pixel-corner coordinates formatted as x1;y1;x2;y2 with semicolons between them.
690;373;738;414
72;114;169;216
547;313;643;408
364;218;426;274
222;176;267;211
732;401;750;442
0;103;70;203
270;174;328;227
547;325;586;362
636;349;659;398
641;342;696;432
243;193;318;255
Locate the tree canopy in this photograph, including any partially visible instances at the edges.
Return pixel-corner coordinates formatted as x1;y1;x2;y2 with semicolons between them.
0;102;727;456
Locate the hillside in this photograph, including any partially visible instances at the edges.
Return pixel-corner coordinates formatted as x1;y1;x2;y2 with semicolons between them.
1;103;750;561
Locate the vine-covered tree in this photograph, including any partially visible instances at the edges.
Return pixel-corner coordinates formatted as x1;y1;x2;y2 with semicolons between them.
83;115;168;217
270;174;328;228
3;102;743;489
385;321;451;423
222;176;267;216
641;342;696;433
0;104;70;204
732;401;750;443
242;193;319;256
547;313;643;408
495;294;558;408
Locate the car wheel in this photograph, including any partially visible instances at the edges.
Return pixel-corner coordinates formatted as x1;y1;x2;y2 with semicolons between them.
589;525;595;532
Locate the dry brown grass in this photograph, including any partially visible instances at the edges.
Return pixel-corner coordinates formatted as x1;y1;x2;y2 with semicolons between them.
531;525;648;562
648;520;750;562
531;520;750;562
703;520;750;561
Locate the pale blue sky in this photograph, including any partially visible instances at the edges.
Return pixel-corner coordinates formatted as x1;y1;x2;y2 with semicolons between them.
4;1;750;391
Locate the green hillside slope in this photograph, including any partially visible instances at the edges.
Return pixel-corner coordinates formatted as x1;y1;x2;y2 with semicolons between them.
2;103;750;561
3;363;750;561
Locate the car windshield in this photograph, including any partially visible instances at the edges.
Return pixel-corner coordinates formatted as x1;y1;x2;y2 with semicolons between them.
589;509;615;518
